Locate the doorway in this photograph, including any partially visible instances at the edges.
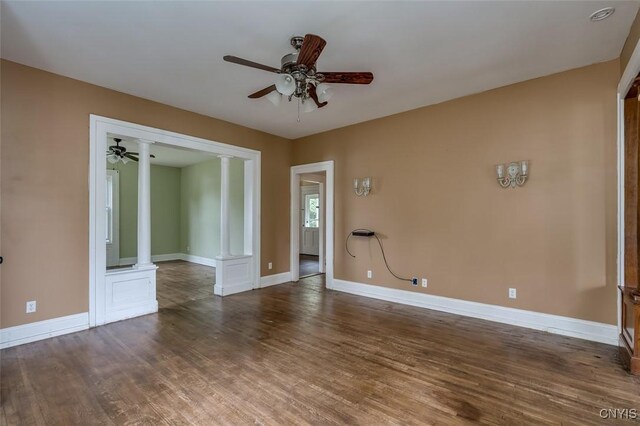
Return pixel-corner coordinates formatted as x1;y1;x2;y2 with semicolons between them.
290;161;334;285
299;174;324;277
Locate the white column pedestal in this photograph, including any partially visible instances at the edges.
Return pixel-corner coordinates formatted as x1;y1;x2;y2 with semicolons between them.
214;255;253;296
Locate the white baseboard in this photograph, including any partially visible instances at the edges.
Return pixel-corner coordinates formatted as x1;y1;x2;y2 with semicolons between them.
105;300;158;325
119;253;216;267
180;254;217;267
214;281;253;296
260;272;292;288
0;312;89;349
329;279;618;346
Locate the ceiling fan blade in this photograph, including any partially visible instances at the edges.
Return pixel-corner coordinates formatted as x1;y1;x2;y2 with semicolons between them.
124;153;139;162
223;55;280;73
124;152;156;159
320;72;374;84
308;84;327;108
248;85;277;99
297;34;326;69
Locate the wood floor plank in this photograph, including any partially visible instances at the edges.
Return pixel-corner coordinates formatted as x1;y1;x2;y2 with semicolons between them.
1;260;639;425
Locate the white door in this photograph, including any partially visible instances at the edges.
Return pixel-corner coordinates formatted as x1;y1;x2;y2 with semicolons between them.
106;169;120;267
300;189;320;255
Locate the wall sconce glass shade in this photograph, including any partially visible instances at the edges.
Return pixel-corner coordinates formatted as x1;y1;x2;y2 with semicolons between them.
495;161;529;188
316;83;333;103
275;73;296;96
265;90;282;106
354;177;371;196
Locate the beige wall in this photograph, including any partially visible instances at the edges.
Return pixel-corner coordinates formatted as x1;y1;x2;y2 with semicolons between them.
292;60;619;324
1;60;291;328
621;10;640;75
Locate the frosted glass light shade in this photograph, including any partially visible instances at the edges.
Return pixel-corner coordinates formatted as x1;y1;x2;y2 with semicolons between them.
275;74;296;96
107;154;119;164
302;99;317;113
316;83;333;103
121;156;131;165
265;90;282;106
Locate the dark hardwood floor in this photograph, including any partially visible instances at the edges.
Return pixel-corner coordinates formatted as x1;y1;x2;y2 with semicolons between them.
1;261;639;425
299;254;320;278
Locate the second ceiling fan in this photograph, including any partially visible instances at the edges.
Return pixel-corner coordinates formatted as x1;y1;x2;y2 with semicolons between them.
224;34;373;112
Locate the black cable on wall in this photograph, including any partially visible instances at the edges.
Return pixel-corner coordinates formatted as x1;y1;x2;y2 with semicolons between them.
346;228;412;282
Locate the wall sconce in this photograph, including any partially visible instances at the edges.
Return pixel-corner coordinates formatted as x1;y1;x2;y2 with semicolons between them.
354;177;371;196
496;161;529;188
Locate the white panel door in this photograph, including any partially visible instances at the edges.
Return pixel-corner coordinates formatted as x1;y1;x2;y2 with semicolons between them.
106;169;120;267
300;188;320;255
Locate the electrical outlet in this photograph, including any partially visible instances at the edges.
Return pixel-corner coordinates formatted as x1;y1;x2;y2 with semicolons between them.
412;277;418;286
268;262;273;270
26;300;36;314
186;246;190;253
367;270;372;279
509;288;517;299
422;278;428;288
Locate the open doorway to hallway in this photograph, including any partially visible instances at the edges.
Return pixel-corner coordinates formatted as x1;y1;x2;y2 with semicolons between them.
290;161;334;286
299;173;325;278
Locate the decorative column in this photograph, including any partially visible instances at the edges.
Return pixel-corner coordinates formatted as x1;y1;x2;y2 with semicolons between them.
135;139;153;268
215;155;252;296
219;155;232;258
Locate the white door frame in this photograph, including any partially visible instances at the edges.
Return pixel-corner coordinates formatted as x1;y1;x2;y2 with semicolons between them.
290;161;334;285
300;184;320;256
617;40;640;333
89;115;261;327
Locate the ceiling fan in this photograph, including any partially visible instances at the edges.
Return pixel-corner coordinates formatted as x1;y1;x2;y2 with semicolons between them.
107;138;156;164
224;34;373;114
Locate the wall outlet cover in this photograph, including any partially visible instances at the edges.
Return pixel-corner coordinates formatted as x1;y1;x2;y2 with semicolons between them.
367;270;373;279
268;262;273;270
26;300;37;314
509;288;517;299
422;278;428;288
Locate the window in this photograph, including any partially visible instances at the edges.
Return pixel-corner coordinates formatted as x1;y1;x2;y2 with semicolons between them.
106;174;113;244
305;194;319;228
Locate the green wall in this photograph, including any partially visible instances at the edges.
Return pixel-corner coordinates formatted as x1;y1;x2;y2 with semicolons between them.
180;158;244;258
109;162;182;258
108;157;243;261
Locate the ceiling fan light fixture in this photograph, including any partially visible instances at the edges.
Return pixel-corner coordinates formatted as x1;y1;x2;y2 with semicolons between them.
107;154;119;164
265;90;282;106
121;156;131;165
316;83;333;103
275;73;296;96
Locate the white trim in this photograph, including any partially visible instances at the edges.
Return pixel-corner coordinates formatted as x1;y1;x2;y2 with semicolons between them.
119;253;185;266
104;301;158;325
290;161;334;287
214;280;253;296
329;279;618;346
180;254;217;267
260;272;292;288
0;313;89;349
90;115;261;326
319;182;325;273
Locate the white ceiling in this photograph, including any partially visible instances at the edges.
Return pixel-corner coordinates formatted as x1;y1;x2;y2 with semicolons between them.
110;136;215;168
2;1;638;139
